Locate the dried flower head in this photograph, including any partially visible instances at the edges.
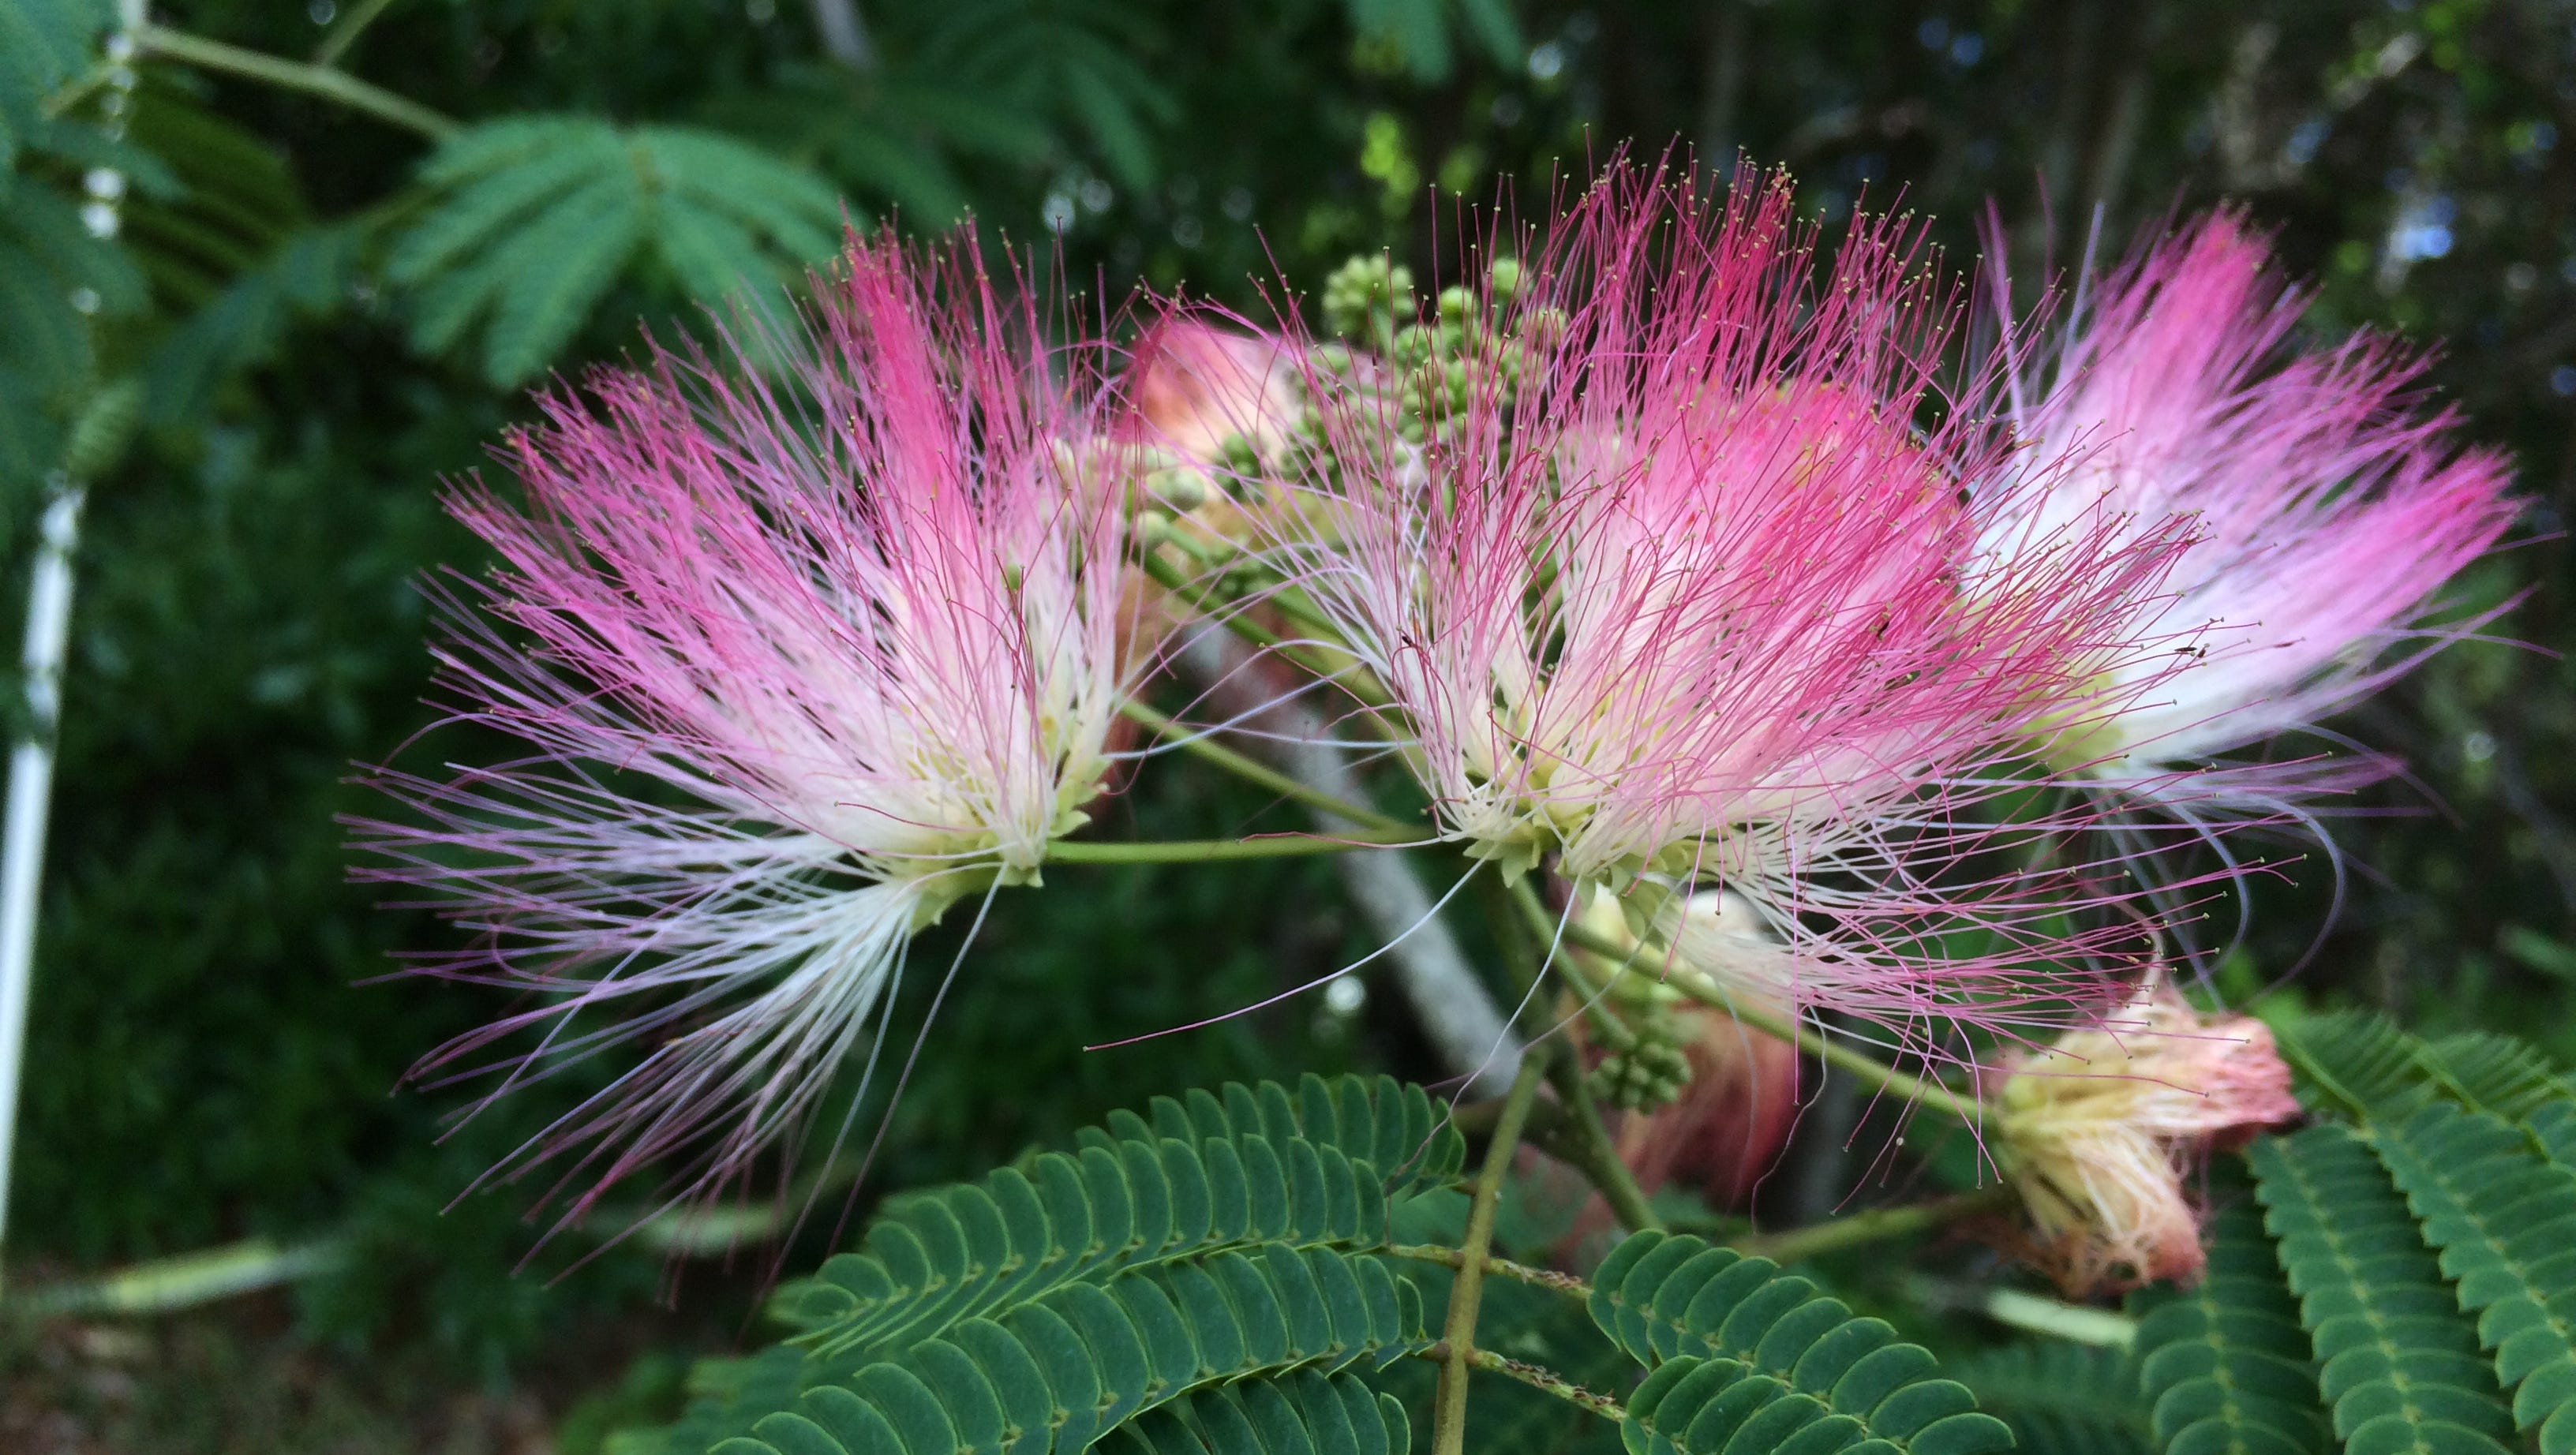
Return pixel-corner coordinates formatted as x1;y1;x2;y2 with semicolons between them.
354;231;1144;1226
1994;982;2301;1293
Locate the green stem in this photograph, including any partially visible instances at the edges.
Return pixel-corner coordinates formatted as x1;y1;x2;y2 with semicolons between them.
39;62;114;120
8;1236;348;1315
1412;1345;1628;1423
1907;1276;2138;1348
1538;1047;1662;1233
1432;1055;1548;1455
1385;1243;1590;1299
1137;545;1395;713
1728;1184;2013;1263
313;0;403;65
1661;968;1989;1127
1117;699;1412;833
1046;828;1415;864
137;24;458;139
1511;881;1990;1125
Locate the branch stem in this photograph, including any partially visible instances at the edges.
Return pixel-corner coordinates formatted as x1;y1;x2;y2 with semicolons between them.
1385;1243;1589;1298
1432;1054;1548;1455
1511;881;1989;1124
1414;1343;1628;1423
1729;1184;2014;1263
137;24;458;139
1046;828;1415;864
1537;1049;1661;1233
1117;700;1411;833
313;0;401;65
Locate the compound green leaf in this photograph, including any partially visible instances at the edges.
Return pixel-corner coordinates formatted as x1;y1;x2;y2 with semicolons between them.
2373;1102;2576;1453
1588;1229;1999;1453
2249;1128;2514;1455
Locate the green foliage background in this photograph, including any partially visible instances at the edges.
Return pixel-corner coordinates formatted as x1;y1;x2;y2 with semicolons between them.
2;0;2571;1446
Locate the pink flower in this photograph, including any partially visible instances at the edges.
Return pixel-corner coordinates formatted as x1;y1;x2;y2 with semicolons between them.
1986;212;2518;807
1993;981;2301;1293
354;232;1142;1225
1264;166;2205;1041
1124;318;1301;470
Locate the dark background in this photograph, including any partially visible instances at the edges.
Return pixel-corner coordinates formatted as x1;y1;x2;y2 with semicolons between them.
1;0;2568;1447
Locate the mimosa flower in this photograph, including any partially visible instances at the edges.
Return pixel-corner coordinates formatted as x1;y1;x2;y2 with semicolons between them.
1267;166;2208;1041
1986;212;2517;807
1993;982;2300;1293
1124;318;1302;475
355;232;1142;1224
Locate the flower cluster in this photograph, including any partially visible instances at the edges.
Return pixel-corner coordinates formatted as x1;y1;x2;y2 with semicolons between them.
363;165;2509;1275
1238;170;2215;1045
358;234;1144;1224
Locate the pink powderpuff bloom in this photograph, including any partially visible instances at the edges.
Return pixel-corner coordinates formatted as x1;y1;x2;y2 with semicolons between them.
1259;165;2212;1045
1122;318;1302;473
354;231;1142;1229
1983;211;2518;810
1992;980;2301;1294
1118;318;1307;564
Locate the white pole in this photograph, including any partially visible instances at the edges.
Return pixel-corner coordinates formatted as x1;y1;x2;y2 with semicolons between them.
0;8;138;1281
0;482;93;1263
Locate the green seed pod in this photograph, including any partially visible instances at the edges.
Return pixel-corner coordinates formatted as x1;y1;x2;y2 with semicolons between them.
1320;255;1416;339
1518;305;1571;350
1144;466;1208;513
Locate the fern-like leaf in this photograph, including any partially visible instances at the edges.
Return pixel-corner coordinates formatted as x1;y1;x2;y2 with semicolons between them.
388;116;847;384
2529;1102;2576;1170
2248;1127;2517;1455
916;2;1178;189
2129;1197;2331;1455
0;175;148;483
1589;1229;2012;1454
2278;1012;2439;1123
0;181;147;385
698;1247;1426;1454
628;1076;1459;1454
117;83;306;307
1103;1371;1413;1455
144;226;361;422
1341;0;1525;84
1624;1350;2007;1455
1949;1341;2154;1455
2372;1102;2576;1454
2276;1012;2571;1127
0;0;112;174
2414;1034;2569;1124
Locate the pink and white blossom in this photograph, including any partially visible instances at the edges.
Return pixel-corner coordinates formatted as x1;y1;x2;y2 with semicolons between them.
354;233;1142;1225
1985;212;2518;807
1257;167;2209;1044
1123;318;1302;471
